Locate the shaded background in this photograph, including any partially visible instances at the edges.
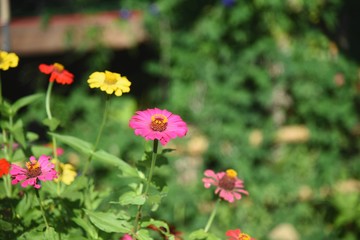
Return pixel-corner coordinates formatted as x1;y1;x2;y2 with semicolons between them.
2;0;360;239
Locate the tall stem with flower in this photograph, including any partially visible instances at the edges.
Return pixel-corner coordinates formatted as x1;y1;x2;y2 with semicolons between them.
82;94;111;176
129;108;188;235
133;139;159;232
202;169;249;232
84;70;131;175
0;51;19;198
39;62;74;194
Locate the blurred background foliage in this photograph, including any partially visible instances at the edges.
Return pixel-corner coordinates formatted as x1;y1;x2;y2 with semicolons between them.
3;0;360;239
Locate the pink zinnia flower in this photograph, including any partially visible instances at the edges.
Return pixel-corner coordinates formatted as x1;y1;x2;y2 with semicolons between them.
121;234;133;240
202;169;248;203
129;108;188;146
226;229;255;240
10;155;58;189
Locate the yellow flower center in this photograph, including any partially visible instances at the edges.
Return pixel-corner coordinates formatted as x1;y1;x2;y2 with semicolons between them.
104;71;118;84
219;169;238;190
238;233;251;240
226;169;237;178
53;62;64;72
26;160;42;178
150;114;168;132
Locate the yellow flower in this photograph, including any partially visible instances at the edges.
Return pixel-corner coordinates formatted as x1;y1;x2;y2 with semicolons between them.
87;70;131;96
52;159;77;185
0;51;19;70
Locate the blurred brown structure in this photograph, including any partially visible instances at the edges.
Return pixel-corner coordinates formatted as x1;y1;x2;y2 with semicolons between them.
0;11;146;55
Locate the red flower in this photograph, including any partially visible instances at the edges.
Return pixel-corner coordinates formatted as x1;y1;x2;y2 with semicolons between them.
0;158;11;177
39;63;74;85
226;229;255;240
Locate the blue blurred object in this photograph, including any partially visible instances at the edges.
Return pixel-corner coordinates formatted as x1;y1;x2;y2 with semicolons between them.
222;0;235;7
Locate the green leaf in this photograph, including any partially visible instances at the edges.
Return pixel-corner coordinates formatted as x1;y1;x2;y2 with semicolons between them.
85;210;132;233
31;145;53;157
43;118;61;131
72;217;99;239
61;176;88;201
136;229;153;240
50;133;139;177
0;219;12;231
92;150;139;177
26;131;39;142
11;93;44;114
141;219;172;238
189;229;221;240
119;191;146;206
0;101;12;116
12;119;27;148
147;186;168;212
49;133;93;155
45;227;59;240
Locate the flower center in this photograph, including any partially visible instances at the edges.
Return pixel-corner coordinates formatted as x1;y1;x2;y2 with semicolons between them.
26;160;42;178
150;114;168;132
104;71;118;84
53;62;64;72
219;169;237;190
238;233;251;240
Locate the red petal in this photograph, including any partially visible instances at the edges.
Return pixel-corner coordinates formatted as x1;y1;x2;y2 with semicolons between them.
39;64;54;74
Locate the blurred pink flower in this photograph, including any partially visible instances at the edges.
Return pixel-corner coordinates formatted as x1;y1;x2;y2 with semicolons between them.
44;143;64;156
202;169;248;203
121;234;133;240
10;155;58;189
226;229;255;240
129;108;188;145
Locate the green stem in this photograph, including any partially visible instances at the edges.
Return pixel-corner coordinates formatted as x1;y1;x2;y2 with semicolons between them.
45;81;54;120
45;81;61;194
204;198;221;233
133;139;159;233
3;174;11;197
35;189;50;228
8;115;14;157
0;72;3;104
82;95;110;176
45;81;58;158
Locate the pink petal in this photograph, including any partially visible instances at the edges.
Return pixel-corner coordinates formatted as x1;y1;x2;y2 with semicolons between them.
219;190;234;203
21;178;37;188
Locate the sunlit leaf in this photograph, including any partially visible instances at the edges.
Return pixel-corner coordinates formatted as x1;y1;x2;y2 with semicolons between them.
49;133;93;155
85;210;132;233
118;191;146;206
92;150;139;177
72;217;99;239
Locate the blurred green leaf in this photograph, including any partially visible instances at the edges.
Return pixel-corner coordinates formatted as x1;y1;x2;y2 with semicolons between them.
0;219;12;231
92;150;139;177
136;229;153;240
189;229;220;240
119;191;146;206
72;217;99;239
44;227;59;240
43;118;61;131
85;210;132;233
49;133;93;155
11;93;44;115
12;119;27;148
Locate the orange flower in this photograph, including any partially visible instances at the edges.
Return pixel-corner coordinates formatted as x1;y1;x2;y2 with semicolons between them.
39;63;74;85
0;158;11;177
